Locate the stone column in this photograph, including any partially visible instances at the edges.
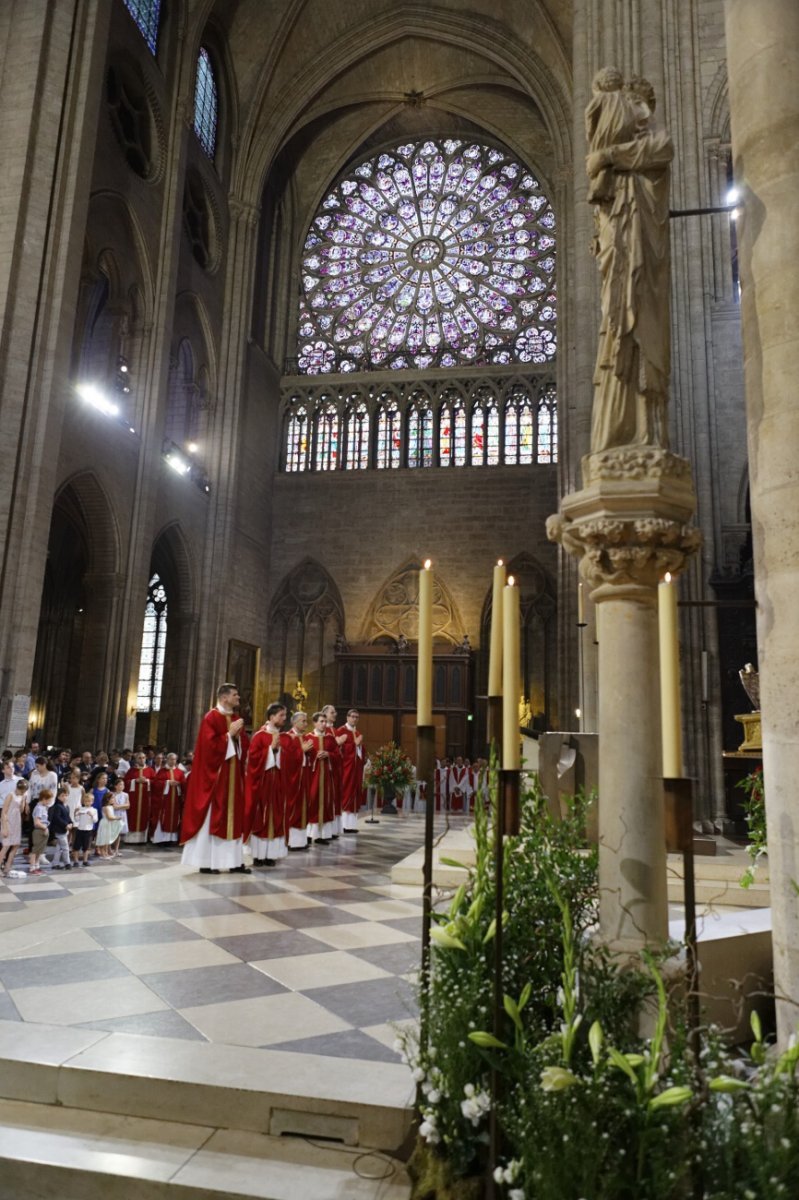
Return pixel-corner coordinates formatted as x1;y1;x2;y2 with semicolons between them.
724;0;799;1041
549;448;700;949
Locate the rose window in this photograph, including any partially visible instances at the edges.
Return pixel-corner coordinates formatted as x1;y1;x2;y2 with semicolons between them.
296;138;557;374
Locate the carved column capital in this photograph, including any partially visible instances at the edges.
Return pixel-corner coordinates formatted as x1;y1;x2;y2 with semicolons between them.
547;447;701;604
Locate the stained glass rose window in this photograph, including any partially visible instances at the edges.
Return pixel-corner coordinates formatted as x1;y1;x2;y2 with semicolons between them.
297;138;557;373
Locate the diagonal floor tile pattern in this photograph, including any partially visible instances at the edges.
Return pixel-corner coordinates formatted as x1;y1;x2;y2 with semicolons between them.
0;814;454;1068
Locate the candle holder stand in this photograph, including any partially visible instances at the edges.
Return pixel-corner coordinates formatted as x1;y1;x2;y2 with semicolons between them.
663;776;700;1055
417;724;438;1058
486;766;520;1197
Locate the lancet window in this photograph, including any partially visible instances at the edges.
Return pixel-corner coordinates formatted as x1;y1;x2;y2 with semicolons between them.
345;400;370;469
471;389;500;466
136;574;167;712
407;398;434;468
286;404;310;472
122;0;161;54
439;390;467;467
194;48;218;160
315;400;340;471
376;396;401;469
504;385;534;465
536;382;557;464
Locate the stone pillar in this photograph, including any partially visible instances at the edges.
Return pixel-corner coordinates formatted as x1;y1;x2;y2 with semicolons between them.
724;0;799;1041
549;447;700;949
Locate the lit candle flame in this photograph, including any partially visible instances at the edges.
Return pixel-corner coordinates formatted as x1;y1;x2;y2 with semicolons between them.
664;572;672;584
508;575;515;587
497;558;503;566
423;559;432;570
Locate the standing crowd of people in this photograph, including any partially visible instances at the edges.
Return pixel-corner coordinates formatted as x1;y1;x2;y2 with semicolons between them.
0;694;484;878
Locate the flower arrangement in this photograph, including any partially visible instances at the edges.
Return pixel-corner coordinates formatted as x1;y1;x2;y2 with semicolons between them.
399;766;799;1200
737;764;767;888
364;741;414;797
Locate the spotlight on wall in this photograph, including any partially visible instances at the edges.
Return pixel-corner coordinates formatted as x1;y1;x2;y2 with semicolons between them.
76;382;120;417
166;450;191;476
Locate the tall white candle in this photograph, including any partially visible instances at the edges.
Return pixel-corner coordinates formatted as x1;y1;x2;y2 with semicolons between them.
488;560;505;697
502;577;521;770
417;560;433;726
658;572;683;777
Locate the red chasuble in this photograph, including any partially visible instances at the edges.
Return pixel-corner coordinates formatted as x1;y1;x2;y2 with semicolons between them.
280;729;308;833
151;767;186;836
127;767;156;836
336;725;366;814
246;728;285;843
180;708;245;844
329;732;343;819
307;730;336;829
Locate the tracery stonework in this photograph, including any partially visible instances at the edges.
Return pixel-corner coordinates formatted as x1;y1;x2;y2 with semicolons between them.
361;561;463;643
297;137;557;374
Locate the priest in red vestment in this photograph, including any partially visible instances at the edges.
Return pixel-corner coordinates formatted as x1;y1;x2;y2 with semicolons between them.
126;753;156;844
449;757;471;814
151;753;185;843
336;708;365;833
281;711;312;850
323;704;346;837
246;702;288;867
307;710;336;843
180;683;250;873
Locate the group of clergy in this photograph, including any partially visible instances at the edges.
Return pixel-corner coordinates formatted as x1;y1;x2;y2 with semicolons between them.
123;750;188;844
179;684;366;874
430;756;488;813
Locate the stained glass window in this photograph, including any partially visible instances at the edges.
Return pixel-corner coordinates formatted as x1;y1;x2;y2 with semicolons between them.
505;386;534;465
471;388;500;466
136;574;167;712
315;400;340;470
286;403;310;471
194;48;218;160
297;138;557;374
122;0;161;54
439;389;467;467
407;400;433;468
345;400;370;469
537;383;557;463
376;395;401;468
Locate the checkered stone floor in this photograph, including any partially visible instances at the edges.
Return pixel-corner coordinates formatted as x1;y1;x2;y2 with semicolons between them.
0;816;454;1065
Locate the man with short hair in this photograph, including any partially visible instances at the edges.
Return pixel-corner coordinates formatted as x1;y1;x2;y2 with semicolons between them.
307;711;336;844
151;752;185;843
180;684;249;874
281;712;312;851
23;743;40;777
246;703;288;867
336;708;365;833
125;752;155;843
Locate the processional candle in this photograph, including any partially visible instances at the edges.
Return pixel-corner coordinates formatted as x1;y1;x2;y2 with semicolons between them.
488;560;506;697
417;560;433;726
502;577;521;770
658;572;683;777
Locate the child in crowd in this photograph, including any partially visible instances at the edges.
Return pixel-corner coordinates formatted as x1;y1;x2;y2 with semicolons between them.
111;776;129;856
96;794;122;858
72;791;98;867
29;787;54;875
49;785;73;870
0;778;29;876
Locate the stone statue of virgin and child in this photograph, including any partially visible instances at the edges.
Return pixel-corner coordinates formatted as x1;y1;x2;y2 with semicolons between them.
585;68;674;454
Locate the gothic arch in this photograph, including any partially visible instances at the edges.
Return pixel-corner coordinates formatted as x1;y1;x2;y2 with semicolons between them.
238;3;572;205
360;557;465;644
268;558;345;708
31;473;122;747
136;522;198;750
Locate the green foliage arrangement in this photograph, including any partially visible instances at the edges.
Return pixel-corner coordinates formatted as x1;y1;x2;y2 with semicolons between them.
737;764;767;888
364;741;414;797
399;764;799;1200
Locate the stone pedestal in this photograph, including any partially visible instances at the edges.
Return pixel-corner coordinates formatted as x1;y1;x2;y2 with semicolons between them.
549;447;700;950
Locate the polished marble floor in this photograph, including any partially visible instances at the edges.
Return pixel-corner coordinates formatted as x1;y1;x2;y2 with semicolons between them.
0;816;450;1065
